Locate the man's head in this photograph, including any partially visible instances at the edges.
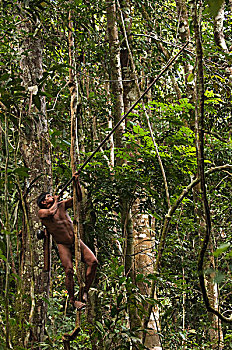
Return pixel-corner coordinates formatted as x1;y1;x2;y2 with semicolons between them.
37;192;53;209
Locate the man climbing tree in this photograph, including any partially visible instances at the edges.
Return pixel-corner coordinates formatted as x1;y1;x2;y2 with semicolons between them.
37;173;98;310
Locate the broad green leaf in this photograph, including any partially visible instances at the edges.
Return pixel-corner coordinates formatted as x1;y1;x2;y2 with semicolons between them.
0;254;7;262
213;243;230;257
206;0;224;18
95;321;104;333
214;271;225;284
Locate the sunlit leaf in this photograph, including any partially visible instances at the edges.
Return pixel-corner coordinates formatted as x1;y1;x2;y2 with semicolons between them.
213;243;230;257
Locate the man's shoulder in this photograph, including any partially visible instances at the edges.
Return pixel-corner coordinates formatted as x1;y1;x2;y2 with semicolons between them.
38;208;49;219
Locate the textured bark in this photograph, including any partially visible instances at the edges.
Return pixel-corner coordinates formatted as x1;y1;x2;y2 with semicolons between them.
106;1;143;341
4;116;11;348
118;2;163;346
124;207;142;331
132;200;162;350
106;0;125;149
68;11;83;331
206;242;224;349
175;0;195;125
119;0;137;112
18;18;52;348
213;1;232;77
213;1;229;52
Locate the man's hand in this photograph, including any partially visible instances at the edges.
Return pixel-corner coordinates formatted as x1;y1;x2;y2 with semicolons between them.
53;195;60;202
73;172;80;184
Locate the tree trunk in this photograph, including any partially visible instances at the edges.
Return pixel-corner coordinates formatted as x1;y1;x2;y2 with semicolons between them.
206;242;224;349
192;1;224;346
213;1;229;52
106;0;143;343
119;2;163;346
17;17;52;349
213;0;232;77
175;0;195;126
106;0;125;150
132;200;162;350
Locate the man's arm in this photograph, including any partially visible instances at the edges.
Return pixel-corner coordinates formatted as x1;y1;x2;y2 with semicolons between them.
38;195;60;219
64;174;82;209
64;197;73;209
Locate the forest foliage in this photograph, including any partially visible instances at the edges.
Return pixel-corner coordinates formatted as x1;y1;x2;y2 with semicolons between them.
0;0;232;349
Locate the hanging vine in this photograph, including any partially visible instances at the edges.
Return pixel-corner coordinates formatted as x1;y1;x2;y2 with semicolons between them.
193;0;232;323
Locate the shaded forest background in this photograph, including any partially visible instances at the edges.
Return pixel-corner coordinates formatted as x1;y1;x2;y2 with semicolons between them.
0;0;231;349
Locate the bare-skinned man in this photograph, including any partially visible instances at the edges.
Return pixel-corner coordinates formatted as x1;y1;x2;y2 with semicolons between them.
37;174;98;310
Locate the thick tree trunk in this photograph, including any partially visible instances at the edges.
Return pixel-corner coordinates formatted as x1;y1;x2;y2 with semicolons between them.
17;18;52;348
132;200;162;350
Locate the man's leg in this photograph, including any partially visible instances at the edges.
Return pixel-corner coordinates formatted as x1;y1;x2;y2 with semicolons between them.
80;240;98;302
57;244;85;310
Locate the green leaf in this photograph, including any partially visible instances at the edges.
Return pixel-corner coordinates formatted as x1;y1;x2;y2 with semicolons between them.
214;271;225;284
213;243;230;257
206;0;224;18
119;276;126;284
0;254;7;262
0;73;10;81
104;318;111;328
187;73;194;82
152;212;162;220
95;321;104;333
136;273;144;282
13;166;29;178
116;265;124;276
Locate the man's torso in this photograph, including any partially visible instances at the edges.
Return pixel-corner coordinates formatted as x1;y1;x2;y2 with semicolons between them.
41;202;74;245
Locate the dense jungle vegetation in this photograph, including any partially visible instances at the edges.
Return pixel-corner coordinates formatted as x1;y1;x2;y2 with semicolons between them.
0;0;231;349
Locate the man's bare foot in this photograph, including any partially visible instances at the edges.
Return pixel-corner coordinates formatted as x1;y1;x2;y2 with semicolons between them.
71;300;86;310
82;291;88;303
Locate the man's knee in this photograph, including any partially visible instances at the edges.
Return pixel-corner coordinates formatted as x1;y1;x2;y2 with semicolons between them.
89;257;98;269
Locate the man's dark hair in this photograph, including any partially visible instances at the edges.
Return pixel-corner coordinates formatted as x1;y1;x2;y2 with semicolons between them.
37;192;49;209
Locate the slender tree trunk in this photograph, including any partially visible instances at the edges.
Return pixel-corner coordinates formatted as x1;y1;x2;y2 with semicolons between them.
213;0;232;77
175;0;195;126
193;1;224;347
68;11;84;333
118;3;163;346
213;1;229;52
106;1;143;343
207;242;224;349
4;115;11;349
106;0;125;150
